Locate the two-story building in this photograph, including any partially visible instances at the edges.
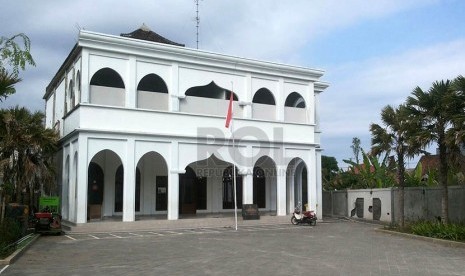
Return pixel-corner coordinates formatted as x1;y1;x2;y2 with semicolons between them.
44;25;329;224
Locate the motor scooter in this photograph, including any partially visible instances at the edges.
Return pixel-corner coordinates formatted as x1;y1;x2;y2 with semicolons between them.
291;203;317;226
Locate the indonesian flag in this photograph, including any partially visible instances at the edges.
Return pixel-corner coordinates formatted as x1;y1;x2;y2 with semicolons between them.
225;92;233;128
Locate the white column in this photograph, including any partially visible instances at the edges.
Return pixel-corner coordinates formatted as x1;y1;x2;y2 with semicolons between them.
75;138;88;223
123;139;135;222
80;49;90;103
168;141;180;220
126;56;137;108
68;153;76;222
308;148;317;212
316;149;323;219
170;62;180;112
63;150;71;221
286;168;294;214
314;92;321;132
276;165;287;216
243;73;252;119
242;169;253;204
277;78;284;121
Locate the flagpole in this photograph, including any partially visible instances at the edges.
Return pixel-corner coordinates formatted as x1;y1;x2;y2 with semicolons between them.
231;84;238;231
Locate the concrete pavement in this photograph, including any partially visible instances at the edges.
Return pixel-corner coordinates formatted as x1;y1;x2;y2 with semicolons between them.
2;218;465;275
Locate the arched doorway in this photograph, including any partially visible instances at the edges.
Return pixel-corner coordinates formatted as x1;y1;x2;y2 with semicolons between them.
88;162;104;220
222;165;242;209
115;165;141;212
179;166;206;214
253;156;277;212
136;151;169;215
286;158;308;214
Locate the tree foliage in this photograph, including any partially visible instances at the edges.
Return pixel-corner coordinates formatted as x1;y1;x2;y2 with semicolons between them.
406;78;465;223
0;33;35;101
322;155;339;190
0;107;59;208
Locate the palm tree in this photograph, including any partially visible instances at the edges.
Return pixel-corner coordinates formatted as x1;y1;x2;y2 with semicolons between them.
0;106;58;210
406;79;465;223
0;69;21;101
370;104;417;227
449;76;465;148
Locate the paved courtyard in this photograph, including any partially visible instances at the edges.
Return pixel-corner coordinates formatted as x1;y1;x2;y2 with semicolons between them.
1;219;465;275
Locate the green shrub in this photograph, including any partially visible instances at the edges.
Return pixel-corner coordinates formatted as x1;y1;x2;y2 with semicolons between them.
410;221;465;241
0;218;22;257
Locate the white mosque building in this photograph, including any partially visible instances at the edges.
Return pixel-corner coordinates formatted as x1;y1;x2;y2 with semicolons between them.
44;25;329;224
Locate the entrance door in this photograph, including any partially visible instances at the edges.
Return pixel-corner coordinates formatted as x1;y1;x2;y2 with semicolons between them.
156;176;168;211
179;167;198;214
253;167;266;208
222;166;242;209
88;162;104;220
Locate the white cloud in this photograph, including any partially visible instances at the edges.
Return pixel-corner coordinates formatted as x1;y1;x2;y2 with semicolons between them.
320;38;465;163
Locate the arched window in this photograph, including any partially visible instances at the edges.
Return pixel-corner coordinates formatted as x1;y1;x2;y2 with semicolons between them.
137;74;168;93
90;68;125;106
285;92;306;108
76;70;81;104
252;88;275;105
90;68;125;88
69;80;75;109
185;81;238;100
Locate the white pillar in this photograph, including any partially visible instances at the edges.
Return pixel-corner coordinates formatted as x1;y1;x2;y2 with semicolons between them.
123;139;135;222
126;56;137;108
75;139;88;223
276;165;287;216
314;92;321;132
242;169;253;204
61;175;69;220
80;49;90;103
308;149;317;212
243;73;252;119
170;62;180;112
316;149;323;218
277;78;284;121
168;141;180;220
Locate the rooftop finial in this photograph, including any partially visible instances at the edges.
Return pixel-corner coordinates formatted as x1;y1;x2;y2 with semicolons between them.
140;23;151;32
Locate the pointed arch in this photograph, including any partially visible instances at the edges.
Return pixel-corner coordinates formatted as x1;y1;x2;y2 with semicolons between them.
185;81;238;100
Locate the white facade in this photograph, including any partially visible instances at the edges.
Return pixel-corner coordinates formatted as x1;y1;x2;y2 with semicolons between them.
44;29;329;224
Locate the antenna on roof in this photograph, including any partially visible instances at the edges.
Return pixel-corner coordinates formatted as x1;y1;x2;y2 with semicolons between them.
195;0;201;49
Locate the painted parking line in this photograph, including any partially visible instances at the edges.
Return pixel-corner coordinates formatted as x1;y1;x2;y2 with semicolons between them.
89;234;100;239
108;233;123;238
147;232;164;236
65;235;77;240
0;265;9;275
163;231;183;235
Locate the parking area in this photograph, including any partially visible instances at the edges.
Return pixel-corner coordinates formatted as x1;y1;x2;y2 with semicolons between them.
1;220;465;275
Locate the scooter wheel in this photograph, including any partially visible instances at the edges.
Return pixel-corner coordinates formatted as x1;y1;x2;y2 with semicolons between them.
291;216;298;225
311;220;316;226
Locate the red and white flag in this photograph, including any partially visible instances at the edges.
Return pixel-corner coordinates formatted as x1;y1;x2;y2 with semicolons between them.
225;92;233;128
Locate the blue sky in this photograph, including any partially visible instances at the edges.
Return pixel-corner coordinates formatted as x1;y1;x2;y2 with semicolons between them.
1;0;464;168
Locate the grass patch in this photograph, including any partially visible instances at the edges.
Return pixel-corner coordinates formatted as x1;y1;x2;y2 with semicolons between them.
386;221;465;242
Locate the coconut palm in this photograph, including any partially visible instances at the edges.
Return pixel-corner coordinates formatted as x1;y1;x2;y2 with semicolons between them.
0;69;21;101
406;79;465;223
370;104;417;226
0;106;58;209
449;76;465;148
